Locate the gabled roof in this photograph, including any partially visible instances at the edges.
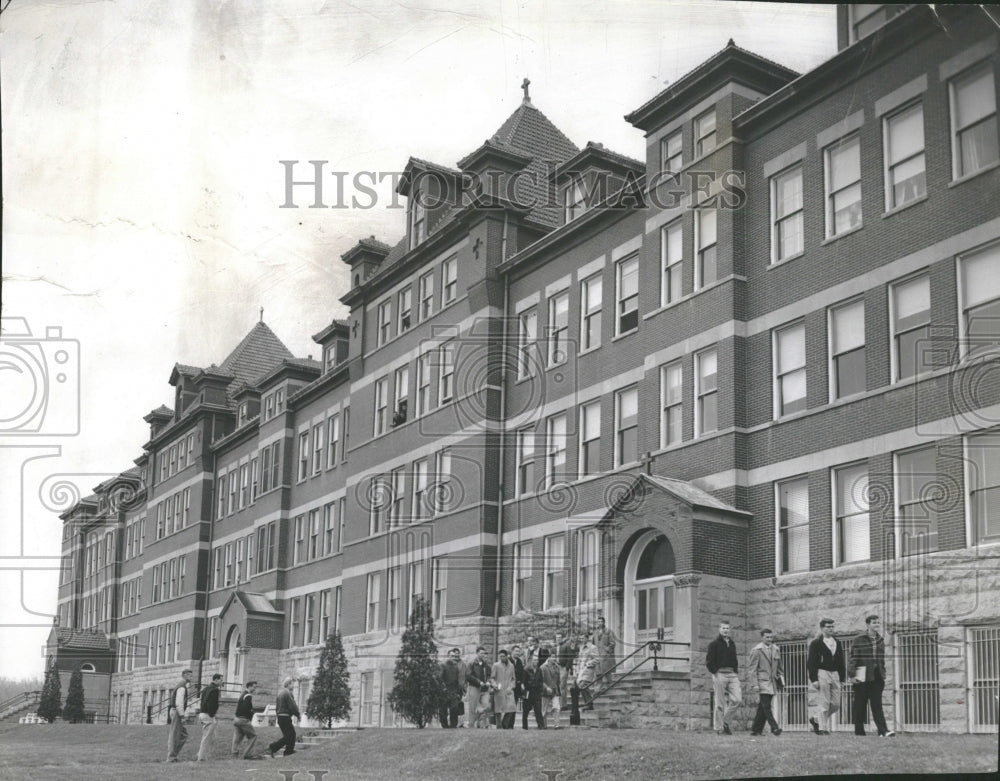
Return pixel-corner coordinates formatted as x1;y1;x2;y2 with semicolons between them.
220;590;284;617
218;322;295;387
50;628;112;651
600;473;751;525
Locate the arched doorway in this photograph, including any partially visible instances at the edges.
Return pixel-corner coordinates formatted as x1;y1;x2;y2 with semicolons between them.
225;627;243;686
623;531;676;659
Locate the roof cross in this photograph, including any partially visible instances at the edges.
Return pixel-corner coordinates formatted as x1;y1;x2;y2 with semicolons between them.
521;77;531;104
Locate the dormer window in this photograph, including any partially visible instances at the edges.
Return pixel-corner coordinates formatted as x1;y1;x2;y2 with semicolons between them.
564;179;586;222
238;402;248;426
410;193;426;249
264;394;275;421
275;389;284;414
323;344;336;373
661;130;682;175
695;109;717;157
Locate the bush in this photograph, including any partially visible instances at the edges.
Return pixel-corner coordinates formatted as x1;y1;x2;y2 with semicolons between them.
387;597;444;728
63;667;86;723
306;630;351;728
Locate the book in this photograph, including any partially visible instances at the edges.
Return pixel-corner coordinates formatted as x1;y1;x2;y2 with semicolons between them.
854;665;866;682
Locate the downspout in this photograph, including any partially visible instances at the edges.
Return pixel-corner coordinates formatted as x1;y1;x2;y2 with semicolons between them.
492;212;511;655
200;417;215;690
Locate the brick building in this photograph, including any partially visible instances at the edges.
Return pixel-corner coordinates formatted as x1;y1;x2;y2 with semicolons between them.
54;5;1000;733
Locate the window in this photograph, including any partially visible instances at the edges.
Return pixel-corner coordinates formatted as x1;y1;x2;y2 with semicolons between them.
407;560;425;618
323;501;337;555
897;445;939;556
548;291;569;366
432;558;447;621
309;509;320;559
660;361;683;448
224;542;234;586
312;424;323;475
545;414;567;488
264;394;275;421
213;548;222;589
418;271;434;319
774;323;806;417
694;108;716;157
337;498;345;552
398;288;412;333
661;130;682;174
615;386;638;466
849;4;903;41
825;134;862;237
891;274;931;381
236;465;247;510
696;348;718;435
374;376;389;436
695;209;717;288
543;535;566;610
319;590;331;641
968;432;1000;545
771;166;804;262
442;255;457;305
293;515;306;565
410;194;426;248
579;402;601;478
577;529;599;604
777;477;809;574
289;598;300;647
275;389;284;414
228;471;237;514
389;467;405;527
377;300;391;347
660;221;683;306
234;538;244;583
897;630;941;729
830;299;866;400
616;256;639;335
580;274;602;350
393;366;408;426
434;448;451;514
412;459;429;521
885;103;926;208
260;446;272;493
323;344;337;373
152;566;160;604
342;408;350;463
246;533;254;577
565;179;586;222
298;431;310;481
366;572;382;631
387;567;401;631
518;308;538;378
514;541;532;612
516;428;535;496
413;352;432;418
960;243;1000;351
438;343;454;404
969;626;1000;731
950;64;999;179
303;593;315;645
835;463;870;565
369;476;386;535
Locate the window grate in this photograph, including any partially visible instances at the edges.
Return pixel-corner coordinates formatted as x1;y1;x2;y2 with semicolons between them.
969;626;1000;733
897;630;940;730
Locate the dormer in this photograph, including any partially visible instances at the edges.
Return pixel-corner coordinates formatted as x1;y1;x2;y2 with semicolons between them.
197;365;235;407
232;383;261;427
398;158;461;250
143;405;173;439
342;236;391;290
258;359;322;423
168;364;200;417
552;142;645;224
312;319;350;374
457;140;532;202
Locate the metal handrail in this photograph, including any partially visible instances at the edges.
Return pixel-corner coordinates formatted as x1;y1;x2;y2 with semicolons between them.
580;639;691;704
0;690;41;720
146;682;247;722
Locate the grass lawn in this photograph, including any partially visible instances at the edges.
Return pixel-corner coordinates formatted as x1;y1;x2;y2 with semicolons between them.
0;722;995;780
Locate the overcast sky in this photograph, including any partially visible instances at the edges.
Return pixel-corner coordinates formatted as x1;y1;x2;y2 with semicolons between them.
0;0;837;679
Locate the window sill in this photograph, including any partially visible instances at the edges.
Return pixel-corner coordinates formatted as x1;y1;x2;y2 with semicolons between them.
949;160;1000;188
882;194;927;218
612;328;639;343
821;223;864;246
767;250;805;270
578;345;601;357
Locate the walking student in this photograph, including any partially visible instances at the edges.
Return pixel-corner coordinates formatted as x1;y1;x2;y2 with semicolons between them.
466;647;492;728
849;614;895;737
706;620;742;735
540;646;562;728
746;628;784;736
807;618;845;735
267;677;300;757
439;647;466;728
490;649;518;729
232;681;261;759
166;668;193;762
196;673;223;761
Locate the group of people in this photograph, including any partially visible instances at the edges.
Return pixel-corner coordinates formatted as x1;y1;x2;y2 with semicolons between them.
707;614;896;737
439;619;617;730
165;672;301;762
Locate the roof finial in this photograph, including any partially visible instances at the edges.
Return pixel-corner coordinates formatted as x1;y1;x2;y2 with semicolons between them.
521;77;531;104
259;307;264;323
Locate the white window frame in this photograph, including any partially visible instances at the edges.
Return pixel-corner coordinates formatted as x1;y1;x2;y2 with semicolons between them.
580;274;602;351
890;273;931;382
770;165;804;263
366;572;382;632
543;534;567;610
577;528;599;605
397;287;412;333
518;308;537;379
895;444;940;557
695;347;718;436
432;557;447;621
373;376;389;436
773;321;807;419
660;361;683;449
579;401;601;478
545;413;567;489
661;129;682;174
393;366;409;426
548;290;569;367
412;459;429;521
615;255;639;336
564;179;586;222
824;133;862;238
298;431;310;482
312;424;324;476
513;540;532;613
828;298;866;402
695;209;717;290
776;476;809;575
614;386;638;467
387;566;401;632
516;428;535;496
694;108;716;157
958;242;1000;360
327;414;340;469
883;101;926;210
442;255;458;305
438;343;454;404
661;220;683;306
377;299;392;347
416;351;432;417
949;63;999;181
418;270;434;320
833;461;871;566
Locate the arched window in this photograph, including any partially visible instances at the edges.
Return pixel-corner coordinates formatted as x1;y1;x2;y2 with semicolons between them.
635;535;675;580
80;663;96;673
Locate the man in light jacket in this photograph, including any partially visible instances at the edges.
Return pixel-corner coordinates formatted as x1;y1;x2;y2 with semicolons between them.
490;649;518;729
166;668;193;762
746;628;784;736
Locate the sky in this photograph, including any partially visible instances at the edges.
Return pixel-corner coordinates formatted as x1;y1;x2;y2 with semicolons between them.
0;0;838;680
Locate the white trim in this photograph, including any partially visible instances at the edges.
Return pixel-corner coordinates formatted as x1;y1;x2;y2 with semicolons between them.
816;110;865;150
576;255;606;281
762;141;808;180
939;38;999;82
875;74;928;117
544;274;572;300
611;234;643;263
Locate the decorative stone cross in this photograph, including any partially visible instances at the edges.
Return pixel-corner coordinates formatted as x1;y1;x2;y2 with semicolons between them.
473;237;482;259
521;77;531;103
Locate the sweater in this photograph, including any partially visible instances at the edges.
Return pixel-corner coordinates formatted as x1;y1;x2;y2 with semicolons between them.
199;683;221;716
275;688;300;718
234;692;256;720
705;635;739;674
807;636;845;683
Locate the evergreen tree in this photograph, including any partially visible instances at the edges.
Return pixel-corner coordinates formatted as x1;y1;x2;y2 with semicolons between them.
63;666;86;723
305;630;351;728
387;596;444;728
36;666;62;723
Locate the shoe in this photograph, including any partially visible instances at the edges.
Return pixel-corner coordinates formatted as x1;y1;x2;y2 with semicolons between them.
267;748;276;759
818;730;831;735
880;730;895;737
855;732;866;737
750;731;762;736
772;727;783;736
722;724;732;735
283;751;296;757
809;717;820;735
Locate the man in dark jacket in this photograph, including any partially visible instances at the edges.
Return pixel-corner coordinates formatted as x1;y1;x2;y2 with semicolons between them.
848;615;895;737
232;681;261;759
439;647;466;728
267;677;301;757
806;619;845;735
196;673;223;761
466;647;492;728
705;620;742;735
